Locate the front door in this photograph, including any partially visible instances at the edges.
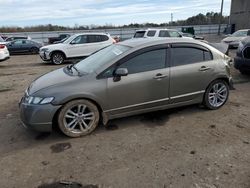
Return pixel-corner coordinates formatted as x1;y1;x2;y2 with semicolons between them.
105;47;170;116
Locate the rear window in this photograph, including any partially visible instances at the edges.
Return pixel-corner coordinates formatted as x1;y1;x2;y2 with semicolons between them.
101;35;109;41
147;30;156;37
159;31;169;37
134;31;146;38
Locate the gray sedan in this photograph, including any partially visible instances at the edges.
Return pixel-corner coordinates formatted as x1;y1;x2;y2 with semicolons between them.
20;38;233;137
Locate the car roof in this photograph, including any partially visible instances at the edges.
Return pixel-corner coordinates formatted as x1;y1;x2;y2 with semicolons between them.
119;38;201;48
73;33;109;37
136;28;178;32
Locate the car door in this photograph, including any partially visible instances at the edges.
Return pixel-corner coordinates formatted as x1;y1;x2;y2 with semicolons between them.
86;35;108;54
66;35;89;57
105;46;170;116
169;43;215;103
21;40;31;52
7;40;23;53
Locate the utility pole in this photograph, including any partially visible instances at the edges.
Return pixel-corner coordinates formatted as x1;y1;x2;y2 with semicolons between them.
170;13;173;28
218;0;224;35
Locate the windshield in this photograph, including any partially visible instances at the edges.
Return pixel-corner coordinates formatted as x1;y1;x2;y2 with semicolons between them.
232;30;248;37
75;44;131;74
63;35;77;43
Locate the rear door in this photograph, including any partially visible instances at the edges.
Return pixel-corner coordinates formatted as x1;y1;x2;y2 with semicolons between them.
87;35;111;53
169;43;215;103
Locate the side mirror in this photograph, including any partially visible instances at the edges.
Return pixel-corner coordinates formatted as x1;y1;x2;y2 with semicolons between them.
113;68;128;82
70;41;76;45
115;68;128;76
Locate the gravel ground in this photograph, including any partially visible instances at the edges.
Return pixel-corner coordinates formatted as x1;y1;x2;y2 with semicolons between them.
0;48;250;188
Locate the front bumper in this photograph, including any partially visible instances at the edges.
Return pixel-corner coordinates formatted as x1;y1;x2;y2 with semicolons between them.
19;99;61;132
39;51;51;61
234;56;250;71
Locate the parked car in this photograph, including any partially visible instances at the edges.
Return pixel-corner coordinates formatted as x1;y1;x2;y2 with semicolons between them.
6;39;43;54
180;32;205;40
0;36;9;45
48;34;71;44
39;33;115;65
20;38;233;137
234;37;250;74
222;29;250;48
133;28;187;39
0;44;10;61
5;36;31;42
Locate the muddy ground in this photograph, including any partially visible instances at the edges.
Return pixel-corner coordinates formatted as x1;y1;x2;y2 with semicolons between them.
0;47;250;188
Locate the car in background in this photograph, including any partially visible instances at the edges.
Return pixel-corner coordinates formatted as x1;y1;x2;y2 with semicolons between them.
234;37;250;74
222;29;250;48
48;34;71;44
6;39;43;54
133;28;187;39
40;33;115;65
0;45;10;61
180;32;205;40
5;36;31;42
0;36;9;45
20;38;232;137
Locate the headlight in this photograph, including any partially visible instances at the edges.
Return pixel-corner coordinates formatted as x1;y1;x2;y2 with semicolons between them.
26;96;54;105
40;48;49;52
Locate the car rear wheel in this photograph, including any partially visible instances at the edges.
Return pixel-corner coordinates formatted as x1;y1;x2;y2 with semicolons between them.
51;52;65;65
58;99;100;137
203;80;229;110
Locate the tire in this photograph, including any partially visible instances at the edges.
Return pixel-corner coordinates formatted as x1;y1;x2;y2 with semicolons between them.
58;99;100;137
30;47;39;54
51;52;65;65
203;80;229;110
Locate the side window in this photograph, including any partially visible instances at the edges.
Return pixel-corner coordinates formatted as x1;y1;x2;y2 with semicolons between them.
204;51;212;61
134;31;146;38
101;35;109;41
147;30;156;37
159;31;169;37
13;40;23;45
88;35;102;43
118;49;166;74
169;31;181;37
71;35;87;44
172;47;205;66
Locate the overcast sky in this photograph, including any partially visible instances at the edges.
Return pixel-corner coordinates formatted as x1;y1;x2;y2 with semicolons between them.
0;0;231;27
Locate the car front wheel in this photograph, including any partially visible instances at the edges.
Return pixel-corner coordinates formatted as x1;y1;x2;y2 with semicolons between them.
51;52;65;65
203;80;229;110
58;99;100;137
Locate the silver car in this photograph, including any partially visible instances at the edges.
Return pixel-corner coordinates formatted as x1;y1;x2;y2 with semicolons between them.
20;38;233;137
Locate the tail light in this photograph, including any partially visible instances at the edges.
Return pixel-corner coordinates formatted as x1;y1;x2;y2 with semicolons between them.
112;39;117;44
0;45;5;49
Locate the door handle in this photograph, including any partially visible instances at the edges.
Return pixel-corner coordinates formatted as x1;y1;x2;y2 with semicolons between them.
199;66;211;71
153;73;168;79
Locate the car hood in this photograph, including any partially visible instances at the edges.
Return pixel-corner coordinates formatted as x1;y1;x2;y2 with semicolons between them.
41;43;66;50
222;36;246;42
28;67;80;95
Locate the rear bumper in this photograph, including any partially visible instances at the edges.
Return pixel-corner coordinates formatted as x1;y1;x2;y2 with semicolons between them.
0;51;10;61
234;56;250;71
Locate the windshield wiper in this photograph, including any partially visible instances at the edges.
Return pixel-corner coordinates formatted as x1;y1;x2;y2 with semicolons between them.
66;64;84;76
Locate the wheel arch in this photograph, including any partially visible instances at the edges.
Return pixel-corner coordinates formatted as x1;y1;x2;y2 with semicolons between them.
52;97;107;131
50;50;67;59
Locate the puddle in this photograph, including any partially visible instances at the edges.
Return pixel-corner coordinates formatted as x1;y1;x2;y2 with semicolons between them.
105;124;119;131
50;143;72;153
140;111;170;126
38;181;98;188
35;132;51;140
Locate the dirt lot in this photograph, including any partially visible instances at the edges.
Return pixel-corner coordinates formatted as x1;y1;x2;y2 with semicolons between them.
0;50;250;188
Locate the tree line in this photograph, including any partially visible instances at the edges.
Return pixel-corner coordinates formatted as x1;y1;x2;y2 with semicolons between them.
0;12;229;33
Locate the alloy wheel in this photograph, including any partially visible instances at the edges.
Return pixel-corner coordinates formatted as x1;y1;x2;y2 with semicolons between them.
208;82;228;108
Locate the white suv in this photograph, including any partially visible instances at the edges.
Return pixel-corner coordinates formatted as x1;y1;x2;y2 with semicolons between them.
134;28;186;38
40;33;115;64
